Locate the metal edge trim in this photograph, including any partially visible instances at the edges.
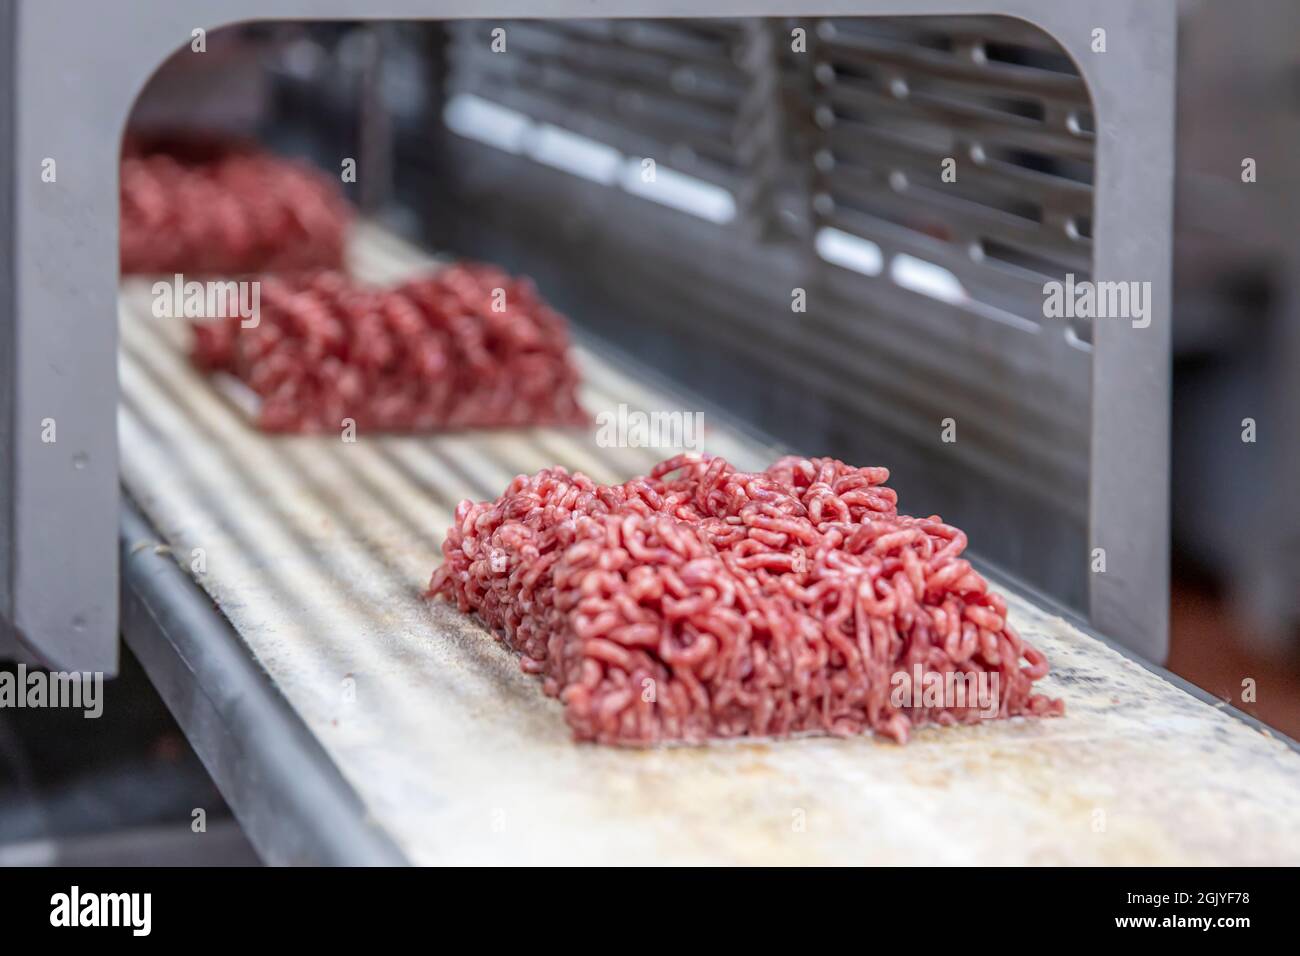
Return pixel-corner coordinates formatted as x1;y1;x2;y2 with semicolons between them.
0;0;17;657
119;494;410;866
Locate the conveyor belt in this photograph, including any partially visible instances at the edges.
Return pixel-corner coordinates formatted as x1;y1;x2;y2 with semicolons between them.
118;225;1300;865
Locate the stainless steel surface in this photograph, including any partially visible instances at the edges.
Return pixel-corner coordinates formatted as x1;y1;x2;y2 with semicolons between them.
0;0;15;662
121;499;407;866
115;226;1297;866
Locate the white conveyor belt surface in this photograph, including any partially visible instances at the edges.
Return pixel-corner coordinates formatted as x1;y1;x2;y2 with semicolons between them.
118;225;1300;865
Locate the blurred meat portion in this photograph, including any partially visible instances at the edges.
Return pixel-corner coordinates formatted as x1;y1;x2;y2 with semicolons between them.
191;264;587;433
120;131;350;276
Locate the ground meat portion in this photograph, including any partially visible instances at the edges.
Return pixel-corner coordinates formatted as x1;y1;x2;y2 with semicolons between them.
120;133;350;276
429;454;1063;746
191;265;587;433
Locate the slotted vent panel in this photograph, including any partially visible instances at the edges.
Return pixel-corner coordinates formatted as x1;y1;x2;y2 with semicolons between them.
446;20;757;194
800;16;1095;324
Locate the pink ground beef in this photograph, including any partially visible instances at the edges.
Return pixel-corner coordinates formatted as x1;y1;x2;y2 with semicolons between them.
121;133;350;276
191;265;587;433
430;454;1063;745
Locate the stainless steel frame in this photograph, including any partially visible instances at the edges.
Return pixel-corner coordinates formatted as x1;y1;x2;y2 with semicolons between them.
0;0;1174;671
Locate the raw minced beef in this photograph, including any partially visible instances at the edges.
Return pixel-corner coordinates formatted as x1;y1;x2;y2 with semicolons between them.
120;132;350;276
430;454;1063;746
191;265;587;433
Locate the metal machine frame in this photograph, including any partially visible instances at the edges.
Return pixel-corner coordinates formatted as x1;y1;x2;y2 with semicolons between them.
1;0;1174;673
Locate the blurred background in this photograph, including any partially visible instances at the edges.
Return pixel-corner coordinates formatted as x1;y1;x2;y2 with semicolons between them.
3;0;1297;863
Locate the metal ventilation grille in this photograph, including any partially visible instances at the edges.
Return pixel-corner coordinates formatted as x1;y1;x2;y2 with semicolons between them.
445;19;755;195
447;17;1094;326
799;16;1094;326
